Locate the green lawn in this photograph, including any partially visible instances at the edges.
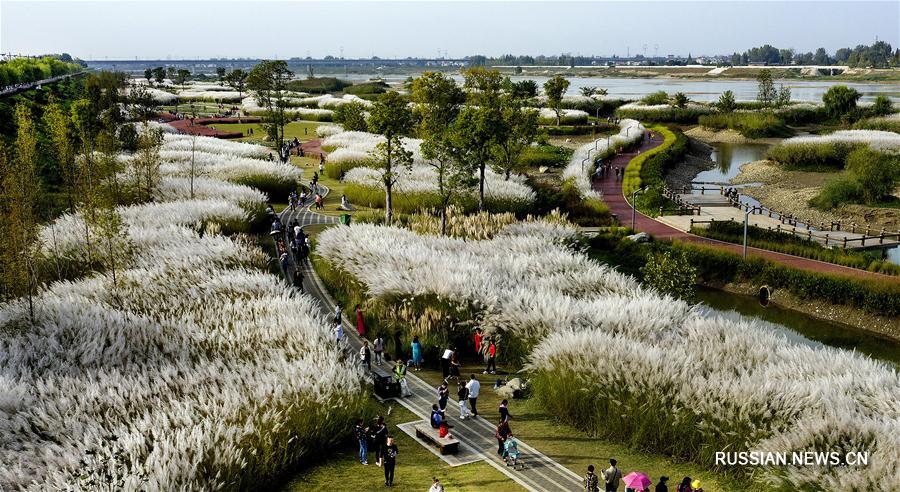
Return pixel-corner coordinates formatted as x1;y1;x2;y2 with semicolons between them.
212;120;324;145
281;399;523;492
291;155;379;217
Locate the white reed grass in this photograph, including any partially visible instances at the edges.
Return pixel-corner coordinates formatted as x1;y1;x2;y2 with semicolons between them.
563;119;645;199
162;133;269;159
779;130;900;152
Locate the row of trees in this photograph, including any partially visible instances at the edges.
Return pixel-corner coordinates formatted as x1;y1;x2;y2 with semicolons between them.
730;41;899;68
0;72;164;323
333;69;540;230
0;55;83;89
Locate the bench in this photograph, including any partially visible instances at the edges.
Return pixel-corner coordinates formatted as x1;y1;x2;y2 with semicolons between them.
414;423;460;455
372;366;399;399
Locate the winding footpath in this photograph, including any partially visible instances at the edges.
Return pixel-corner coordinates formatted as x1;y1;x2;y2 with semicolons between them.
593;132;900;282
277;189;582;492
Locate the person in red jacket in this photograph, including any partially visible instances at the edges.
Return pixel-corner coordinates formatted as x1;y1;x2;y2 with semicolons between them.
483;338;497;374
355;304;366;336
473;328;483;356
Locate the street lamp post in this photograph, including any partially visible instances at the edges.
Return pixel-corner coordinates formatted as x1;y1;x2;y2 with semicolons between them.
631;187;646;231
743;205;752;258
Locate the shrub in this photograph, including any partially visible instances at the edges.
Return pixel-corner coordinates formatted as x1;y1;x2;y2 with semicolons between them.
691;220;900;275
870;95;893;117
285;77;350;94
343;81;388;96
823;85;861;118
765;142;863;170
853;115;900;133
333;101;368;131
519;145;571;168
641;90;669;105
845;146;900;204
698;112;791;138
640;249;697;299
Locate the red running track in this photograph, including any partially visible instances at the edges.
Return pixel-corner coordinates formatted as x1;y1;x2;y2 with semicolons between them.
593;131;899;282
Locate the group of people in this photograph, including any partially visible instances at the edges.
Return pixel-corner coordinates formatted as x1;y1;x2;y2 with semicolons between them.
584;459;704;492
593;161;622;181
354;417;399;486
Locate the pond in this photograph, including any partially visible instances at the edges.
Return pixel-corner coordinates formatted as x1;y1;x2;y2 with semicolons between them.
696;286;900;367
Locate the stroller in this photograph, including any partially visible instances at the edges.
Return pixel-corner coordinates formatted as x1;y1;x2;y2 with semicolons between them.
503;435;523;469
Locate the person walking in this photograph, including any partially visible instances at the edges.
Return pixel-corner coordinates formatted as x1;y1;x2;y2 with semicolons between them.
584;465;601;492
334;303;342;325
466;374;480;417
279;252;290;275
410;336;423;371
498;399;510;423
393;359;410;397
457;381;470;420
360;341;372;371
355;419;369;465
655;476;669;492
292;268;304;293
332;319;344;344
440;346;452;380
448;347;460;381
355;304;366;336
603;458;623;492
373;333;384;365
382;436;398;487
473;328;483;356
371;416;387;467
495;419;511;456
483;339;497;374
675;477;692;492
437;381;450;415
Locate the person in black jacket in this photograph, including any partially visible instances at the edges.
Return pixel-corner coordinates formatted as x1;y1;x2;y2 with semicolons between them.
382;436;398;486
370;416;387;467
354;419;369;465
655;476;669;492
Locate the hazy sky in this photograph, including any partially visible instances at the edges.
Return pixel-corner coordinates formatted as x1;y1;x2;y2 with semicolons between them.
2;1;897;60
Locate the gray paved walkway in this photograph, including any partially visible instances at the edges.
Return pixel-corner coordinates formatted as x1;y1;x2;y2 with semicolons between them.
276;190;583;492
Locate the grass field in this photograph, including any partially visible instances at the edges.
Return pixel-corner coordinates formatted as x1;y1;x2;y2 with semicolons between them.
291;155;379;217
213;120;325;145
280;399;523;492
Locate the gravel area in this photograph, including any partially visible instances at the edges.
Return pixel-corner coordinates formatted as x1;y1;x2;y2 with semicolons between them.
733;160;900;230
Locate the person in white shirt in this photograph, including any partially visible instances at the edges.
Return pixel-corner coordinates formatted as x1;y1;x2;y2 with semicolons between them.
465;374;480;417
428;477;444;492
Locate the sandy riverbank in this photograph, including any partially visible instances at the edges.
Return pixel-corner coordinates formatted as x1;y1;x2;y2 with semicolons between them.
732;160;900;230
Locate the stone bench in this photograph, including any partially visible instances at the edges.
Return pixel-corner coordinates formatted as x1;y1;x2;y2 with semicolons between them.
414;423;459;455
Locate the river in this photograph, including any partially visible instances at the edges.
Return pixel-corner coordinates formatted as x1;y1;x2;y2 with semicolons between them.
335;72;900;103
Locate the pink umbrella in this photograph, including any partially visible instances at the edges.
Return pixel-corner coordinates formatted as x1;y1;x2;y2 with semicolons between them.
622;471;652;490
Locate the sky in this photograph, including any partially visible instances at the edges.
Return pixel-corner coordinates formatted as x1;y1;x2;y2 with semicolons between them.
2;1;898;60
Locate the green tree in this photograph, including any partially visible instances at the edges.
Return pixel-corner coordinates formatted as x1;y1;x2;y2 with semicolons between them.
333;101;368;131
457;68;505;211
822;85;860;118
216;66;226;81
756;69;776;106
43;101;77;210
367;91;414;225
130;123;164;203
224;69;249;101
871;95;893;117
775;84;792;107
247;61;294;149
508;79;538;99
846;147;899;204
411;72;473;234
1;105;42;322
152;66;165;84
175;69;191;90
144;68;153;85
543;75;570;126
493;95;538;180
580;86;598;97
717;90;736;113
672;92;689;108
640;250;697;300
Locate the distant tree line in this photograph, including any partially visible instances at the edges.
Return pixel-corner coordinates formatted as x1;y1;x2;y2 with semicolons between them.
729;41;899;67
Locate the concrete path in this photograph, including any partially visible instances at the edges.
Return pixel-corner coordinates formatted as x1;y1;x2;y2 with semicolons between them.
593;132;900;282
277;191;584;492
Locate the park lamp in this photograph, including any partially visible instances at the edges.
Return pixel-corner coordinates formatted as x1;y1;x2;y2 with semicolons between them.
631;186;647;231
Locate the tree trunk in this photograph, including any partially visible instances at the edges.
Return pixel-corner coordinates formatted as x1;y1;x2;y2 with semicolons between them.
384;139;393;225
441;204;447;236
385;182;393;226
478;163;486;211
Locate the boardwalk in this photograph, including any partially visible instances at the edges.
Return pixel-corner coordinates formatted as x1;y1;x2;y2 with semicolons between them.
593;133;900;282
277;191;583;492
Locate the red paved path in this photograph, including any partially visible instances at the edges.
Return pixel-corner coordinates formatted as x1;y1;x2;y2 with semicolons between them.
159;113;261;139
593;132;899;282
